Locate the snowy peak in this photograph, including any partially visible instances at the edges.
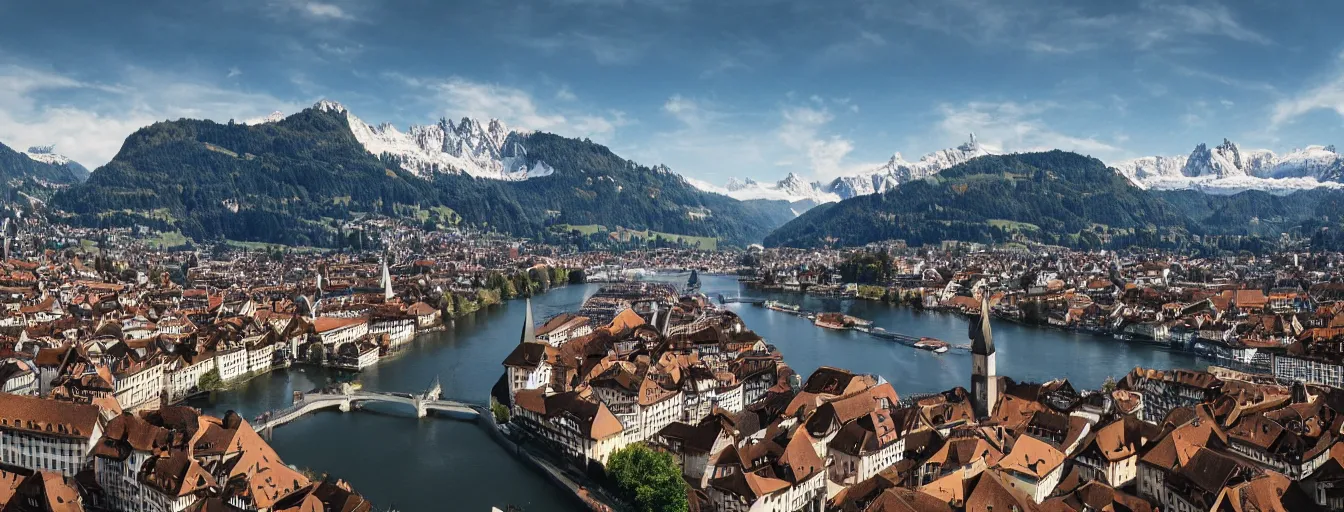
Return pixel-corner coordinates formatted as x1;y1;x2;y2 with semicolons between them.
22;145;70;166
21;145;89;181
1114;138;1344;195
309;99;553;181
827;133;992;199
692;134;995;204
696;172;837;203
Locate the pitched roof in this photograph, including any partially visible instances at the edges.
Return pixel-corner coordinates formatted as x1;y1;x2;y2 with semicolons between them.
995;434;1065;480
0;394;100;440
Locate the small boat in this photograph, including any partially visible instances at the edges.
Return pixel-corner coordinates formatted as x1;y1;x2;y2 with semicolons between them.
914;337;950;353
815;313;848;330
765;300;801;313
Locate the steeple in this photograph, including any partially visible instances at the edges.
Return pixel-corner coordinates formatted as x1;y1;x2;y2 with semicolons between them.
970;291;994;356
520;298;536;344
970;286;998;420
381;257;393;301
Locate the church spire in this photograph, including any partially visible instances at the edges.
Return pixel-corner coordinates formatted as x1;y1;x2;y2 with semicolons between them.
970;285;998;420
520;298;536;344
970;290;994;355
381;257;393;301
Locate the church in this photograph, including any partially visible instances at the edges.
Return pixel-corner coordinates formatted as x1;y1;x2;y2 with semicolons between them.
970;288;999;419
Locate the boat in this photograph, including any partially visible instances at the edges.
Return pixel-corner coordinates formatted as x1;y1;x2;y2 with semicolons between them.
765;300;801;313
815;313;848;330
913;337;950;353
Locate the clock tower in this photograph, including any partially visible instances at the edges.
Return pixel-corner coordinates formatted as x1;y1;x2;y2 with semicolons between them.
970;289;997;420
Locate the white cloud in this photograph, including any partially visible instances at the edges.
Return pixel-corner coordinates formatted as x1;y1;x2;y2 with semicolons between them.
634;94;876;185
519;32;644;65
267;0;357;21
304;2;352;20
555;86;577;102
936;100;1124;157
0;64;299;168
1270;67;1344;128
866;0;1270;54
430;77;626;139
776;106;867;180
227;67;242;79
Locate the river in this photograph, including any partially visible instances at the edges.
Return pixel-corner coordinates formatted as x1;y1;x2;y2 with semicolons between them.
196;273;1210;511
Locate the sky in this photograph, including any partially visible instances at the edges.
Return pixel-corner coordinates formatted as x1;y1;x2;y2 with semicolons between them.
3;0;1344;186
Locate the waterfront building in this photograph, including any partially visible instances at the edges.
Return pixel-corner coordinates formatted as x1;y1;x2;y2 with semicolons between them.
113;357;164;412
511;388;627;465
534;312;592;347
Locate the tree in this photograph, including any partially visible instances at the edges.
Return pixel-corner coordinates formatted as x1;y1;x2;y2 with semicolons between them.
605;443;688;512
1101;376;1117;393
198;369;225;392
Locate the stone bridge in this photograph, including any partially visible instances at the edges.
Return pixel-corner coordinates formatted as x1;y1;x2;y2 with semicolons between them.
256;377;485;431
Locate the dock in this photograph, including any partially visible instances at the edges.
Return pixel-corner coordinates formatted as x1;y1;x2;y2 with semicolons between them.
717;294;765;305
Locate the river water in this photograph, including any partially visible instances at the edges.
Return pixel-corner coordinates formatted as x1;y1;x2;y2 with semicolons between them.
197;274;1210;511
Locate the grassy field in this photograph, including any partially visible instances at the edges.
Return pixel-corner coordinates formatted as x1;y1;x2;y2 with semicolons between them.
145;231;190;248
553;224;608;235
988;219;1041;232
551;224;717;250
621;229;718;251
225;240;325;253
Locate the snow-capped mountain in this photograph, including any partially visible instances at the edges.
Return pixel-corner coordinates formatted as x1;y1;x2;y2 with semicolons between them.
687;174;838;203
690;134;991;203
246;111;286;124
22;145;90;181
830;134;992;199
312;100;554;181
1113;139;1344;195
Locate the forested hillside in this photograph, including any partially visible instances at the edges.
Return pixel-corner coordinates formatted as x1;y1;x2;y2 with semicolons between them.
52;107;794;247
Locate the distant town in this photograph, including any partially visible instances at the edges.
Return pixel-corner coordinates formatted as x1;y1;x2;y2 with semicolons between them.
0;213;1342;511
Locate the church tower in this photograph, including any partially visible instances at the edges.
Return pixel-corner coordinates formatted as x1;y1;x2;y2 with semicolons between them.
520;298;536;344
970;289;998;419
380;257;394;301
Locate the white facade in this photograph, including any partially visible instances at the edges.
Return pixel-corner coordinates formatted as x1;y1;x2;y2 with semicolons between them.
830;438;906;486
0;425;101;477
507;362;552;402
1273;354;1344;389
215;347;248;382
165;357;215;403
96;450;157;512
636;392;685;444
114;361;164;412
318;321;370;348
1;369;37;396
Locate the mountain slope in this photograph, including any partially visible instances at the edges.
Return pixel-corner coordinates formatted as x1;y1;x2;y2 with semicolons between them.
764;151;1191;248
53;107;434;246
0;142;86;185
53;102;789;246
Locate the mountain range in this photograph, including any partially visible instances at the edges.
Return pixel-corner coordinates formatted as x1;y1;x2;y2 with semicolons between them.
1112;139;1344;194
10;98;1344;252
47;101;798;247
764;150;1344;251
695;137;1344;206
689;134;992;203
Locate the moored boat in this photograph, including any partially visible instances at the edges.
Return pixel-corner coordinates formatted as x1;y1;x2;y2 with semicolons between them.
913;337;950;353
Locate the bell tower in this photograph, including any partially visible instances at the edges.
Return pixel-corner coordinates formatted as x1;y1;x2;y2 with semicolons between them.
969;287;997;419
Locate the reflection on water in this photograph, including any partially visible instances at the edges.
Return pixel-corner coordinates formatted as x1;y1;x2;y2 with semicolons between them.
200;274;1207;511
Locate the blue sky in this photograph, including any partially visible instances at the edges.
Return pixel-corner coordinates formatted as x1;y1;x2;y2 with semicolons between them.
3;0;1344;185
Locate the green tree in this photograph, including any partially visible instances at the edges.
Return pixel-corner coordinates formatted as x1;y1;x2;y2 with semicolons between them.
198;369;225;391
605;443;688;512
